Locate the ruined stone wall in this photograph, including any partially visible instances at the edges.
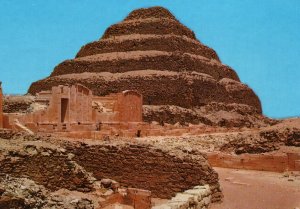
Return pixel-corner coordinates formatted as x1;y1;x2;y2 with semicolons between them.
0;144;94;192
66;142;222;202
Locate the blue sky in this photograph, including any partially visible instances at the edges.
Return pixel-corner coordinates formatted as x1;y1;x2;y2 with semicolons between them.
0;0;299;118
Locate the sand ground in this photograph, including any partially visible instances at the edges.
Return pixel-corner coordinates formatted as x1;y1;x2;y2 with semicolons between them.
210;168;300;209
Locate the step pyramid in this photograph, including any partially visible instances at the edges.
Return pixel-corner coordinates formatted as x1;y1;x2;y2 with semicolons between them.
28;7;262;116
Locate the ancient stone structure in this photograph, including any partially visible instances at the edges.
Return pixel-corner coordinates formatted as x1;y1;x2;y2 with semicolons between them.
0;133;222;206
3;83;268;138
66;141;222;202
28;6;263;125
3;84;143;135
0;82;3;128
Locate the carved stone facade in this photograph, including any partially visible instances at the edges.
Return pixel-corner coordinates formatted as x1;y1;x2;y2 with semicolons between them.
3;84;143;135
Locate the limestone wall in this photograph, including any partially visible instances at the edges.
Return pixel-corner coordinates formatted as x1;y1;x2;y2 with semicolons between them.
152;185;212;209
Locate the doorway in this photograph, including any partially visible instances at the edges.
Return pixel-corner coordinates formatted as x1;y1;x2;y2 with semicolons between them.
61;98;69;123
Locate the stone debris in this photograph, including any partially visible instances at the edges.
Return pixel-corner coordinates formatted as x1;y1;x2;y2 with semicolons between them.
0;175;97;209
220;126;300;154
143;103;275;128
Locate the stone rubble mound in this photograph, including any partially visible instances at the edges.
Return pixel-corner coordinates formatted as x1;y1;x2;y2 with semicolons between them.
0;136;96;193
220;126;300;154
3;95;35;113
0;176;97;209
143;103;276;128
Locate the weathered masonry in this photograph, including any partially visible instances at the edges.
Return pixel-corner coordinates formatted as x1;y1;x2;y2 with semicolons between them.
3;84;144;137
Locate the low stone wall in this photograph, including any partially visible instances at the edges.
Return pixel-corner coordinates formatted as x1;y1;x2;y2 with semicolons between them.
0;143;94;192
65;141;222;201
207;152;300;172
152;185;211;209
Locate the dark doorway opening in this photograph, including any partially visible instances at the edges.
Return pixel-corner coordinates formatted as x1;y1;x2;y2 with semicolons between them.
61;98;69;123
136;130;141;137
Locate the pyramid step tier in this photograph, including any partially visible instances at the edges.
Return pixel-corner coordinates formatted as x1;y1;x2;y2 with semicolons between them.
102;18;196;39
76;34;220;61
29;70;261;112
124;7;177;21
51;50;239;81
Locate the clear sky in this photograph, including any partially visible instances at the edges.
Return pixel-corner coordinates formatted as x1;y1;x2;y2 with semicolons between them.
0;0;299;118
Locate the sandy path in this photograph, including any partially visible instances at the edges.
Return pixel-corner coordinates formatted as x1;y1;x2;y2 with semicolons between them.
210;168;300;209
